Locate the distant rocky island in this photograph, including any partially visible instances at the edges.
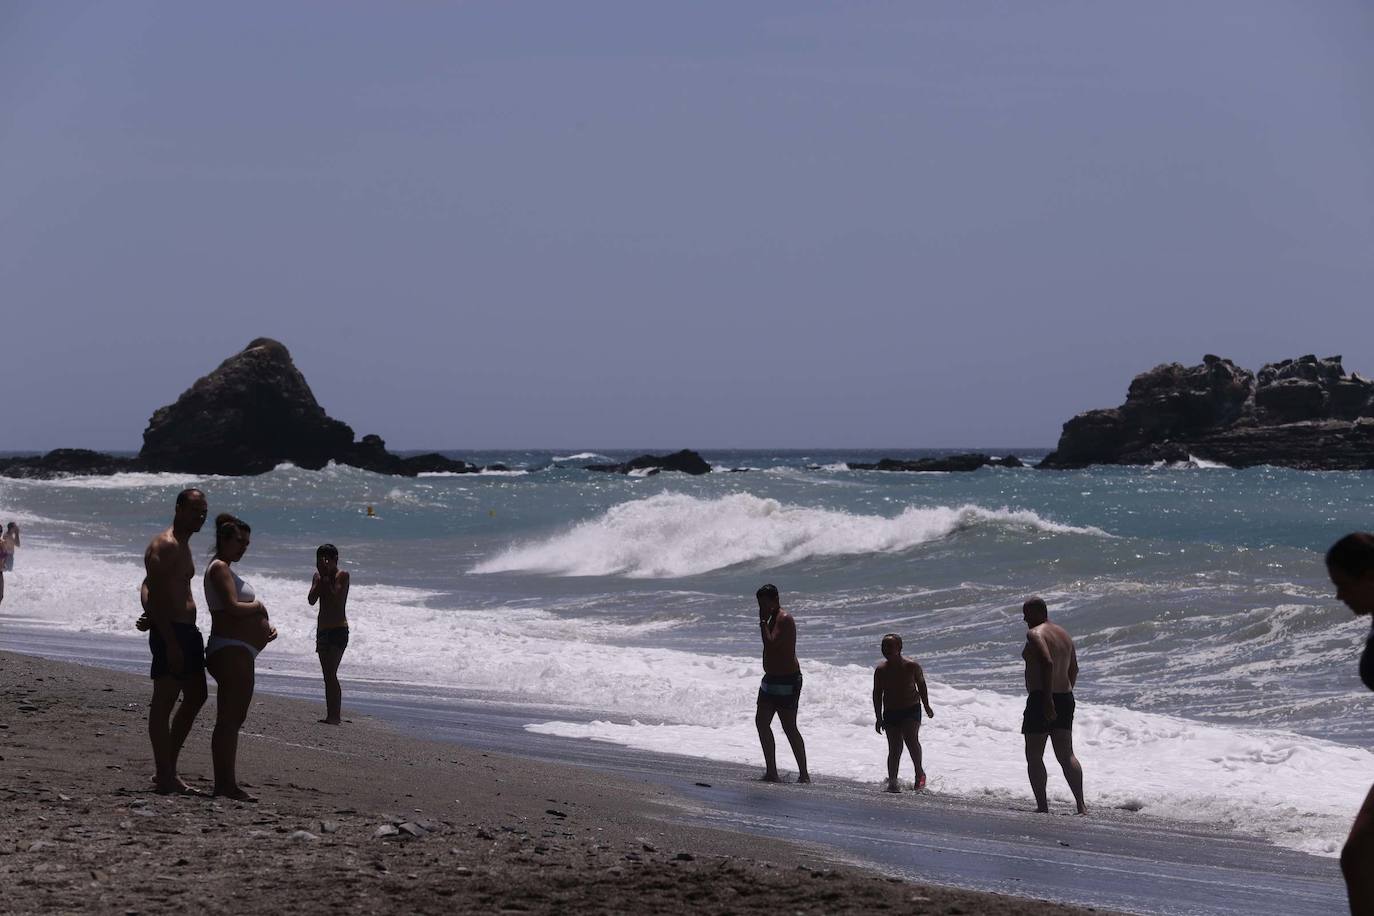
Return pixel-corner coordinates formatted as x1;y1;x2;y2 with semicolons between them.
7;342;1366;479
1;339;489;479
1040;354;1374;470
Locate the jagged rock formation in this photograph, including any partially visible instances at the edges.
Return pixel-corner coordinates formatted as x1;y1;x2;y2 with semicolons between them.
584;449;712;476
3;339;484;478
1040;354;1374;470
139;338;356;475
848;454;1024;472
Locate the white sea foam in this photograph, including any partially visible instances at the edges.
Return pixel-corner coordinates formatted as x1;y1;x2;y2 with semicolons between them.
471;493;1111;578
553;452;610;462
1150;455;1232;470
7;542;1363;857
17;471;219;490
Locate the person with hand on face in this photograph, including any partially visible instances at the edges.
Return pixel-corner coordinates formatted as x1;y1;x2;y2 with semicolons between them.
755;584;810;784
873;633;935;793
203;514;276;801
142;489;210;795
1020;596;1086;815
1326;533;1374;915
308;543;351;725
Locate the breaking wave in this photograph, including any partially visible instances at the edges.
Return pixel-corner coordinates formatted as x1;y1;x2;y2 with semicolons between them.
472;492;1110;578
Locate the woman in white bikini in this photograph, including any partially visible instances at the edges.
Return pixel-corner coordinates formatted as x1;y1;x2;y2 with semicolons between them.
204;513;275;801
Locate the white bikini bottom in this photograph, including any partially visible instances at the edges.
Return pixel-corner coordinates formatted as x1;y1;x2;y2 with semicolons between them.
206;634;260;660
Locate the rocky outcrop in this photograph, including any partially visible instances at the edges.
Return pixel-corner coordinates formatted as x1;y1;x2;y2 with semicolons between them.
1040;354;1374;469
0;449;141;479
140;338;356;475
3;339;486;479
584;449;712;476
848;454;1024;472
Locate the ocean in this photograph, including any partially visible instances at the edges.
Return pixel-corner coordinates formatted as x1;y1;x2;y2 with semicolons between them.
2;449;1370;858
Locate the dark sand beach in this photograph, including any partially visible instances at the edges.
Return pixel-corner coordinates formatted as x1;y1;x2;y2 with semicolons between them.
1;650;1107;915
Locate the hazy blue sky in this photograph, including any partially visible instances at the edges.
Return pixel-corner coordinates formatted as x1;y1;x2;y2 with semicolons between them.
4;1;1372;450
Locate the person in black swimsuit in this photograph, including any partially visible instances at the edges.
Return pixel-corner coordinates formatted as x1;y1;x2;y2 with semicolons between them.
1327;533;1374;915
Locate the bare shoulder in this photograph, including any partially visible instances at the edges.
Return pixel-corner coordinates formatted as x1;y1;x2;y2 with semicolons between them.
145;529;177;563
338;569;351;585
875;659;889;673
905;657;923;675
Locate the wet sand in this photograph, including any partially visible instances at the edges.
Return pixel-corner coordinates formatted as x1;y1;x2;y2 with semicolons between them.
0;651;1102;915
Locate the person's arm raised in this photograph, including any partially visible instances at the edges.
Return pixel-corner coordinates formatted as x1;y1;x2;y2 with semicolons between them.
307;571;322;606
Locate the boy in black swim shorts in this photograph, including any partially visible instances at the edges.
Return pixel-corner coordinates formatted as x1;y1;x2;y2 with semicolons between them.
308;544;351;725
873;633;935;792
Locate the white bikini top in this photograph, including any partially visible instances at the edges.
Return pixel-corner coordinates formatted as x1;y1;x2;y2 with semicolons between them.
205;561;256;612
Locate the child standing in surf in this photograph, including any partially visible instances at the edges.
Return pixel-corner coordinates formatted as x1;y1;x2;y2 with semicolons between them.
308;544;351;725
873;633;935;793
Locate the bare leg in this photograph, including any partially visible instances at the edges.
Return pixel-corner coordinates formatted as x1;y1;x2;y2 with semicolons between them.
1024;733;1050;812
1050;729;1087;814
207;647;257;801
1341;783;1374;914
777;708;809;782
149;677;187;793
163;674;207;793
901;720;924;789
755;703;780;781
318;647;344;724
884;727;903;791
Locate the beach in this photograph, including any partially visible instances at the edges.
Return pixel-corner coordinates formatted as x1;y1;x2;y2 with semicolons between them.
0;455;1362;913
0;650;1109;915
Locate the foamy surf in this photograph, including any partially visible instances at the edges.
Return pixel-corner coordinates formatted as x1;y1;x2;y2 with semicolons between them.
6;542;1364;858
471;492;1112;578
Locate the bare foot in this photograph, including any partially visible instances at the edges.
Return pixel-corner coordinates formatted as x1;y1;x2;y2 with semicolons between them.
1034;805;1050;813
760;771;781;783
1075;805;1089;816
154;776;204;796
916;771;927;792
214;786;258;802
885;779;900;793
318;718;341;725
797;773;811;784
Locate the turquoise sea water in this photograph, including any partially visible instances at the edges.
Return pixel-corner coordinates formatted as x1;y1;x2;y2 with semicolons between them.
2;449;1372;855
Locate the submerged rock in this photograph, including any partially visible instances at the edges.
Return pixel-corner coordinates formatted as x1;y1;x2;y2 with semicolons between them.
0;449;140;479
1040;354;1374;469
584;449;712;476
847;454;1023;472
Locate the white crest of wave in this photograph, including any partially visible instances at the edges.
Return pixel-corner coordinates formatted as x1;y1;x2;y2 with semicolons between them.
471;493;1109;579
18;471;217;490
553;452;610;462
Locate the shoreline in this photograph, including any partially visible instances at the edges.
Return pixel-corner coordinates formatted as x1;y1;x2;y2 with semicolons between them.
0;650;1103;915
0;634;1345;914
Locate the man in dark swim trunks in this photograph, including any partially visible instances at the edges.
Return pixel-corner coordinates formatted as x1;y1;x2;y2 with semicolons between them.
1020;596;1086;814
873;633;935;792
755;584;809;783
143;488;209;795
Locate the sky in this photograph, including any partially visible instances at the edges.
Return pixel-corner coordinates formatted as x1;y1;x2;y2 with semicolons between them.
3;1;1373;450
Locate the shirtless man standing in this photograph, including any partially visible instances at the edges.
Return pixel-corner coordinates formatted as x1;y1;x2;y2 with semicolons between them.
144;488;210;794
755;584;810;783
1020;596;1086;814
